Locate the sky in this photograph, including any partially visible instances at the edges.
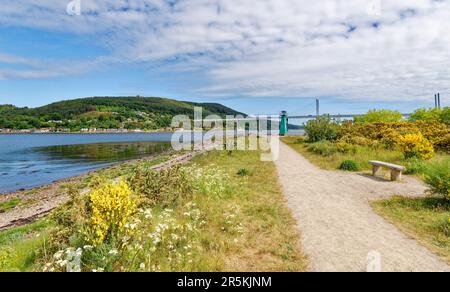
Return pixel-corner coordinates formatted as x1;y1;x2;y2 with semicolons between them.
0;0;449;116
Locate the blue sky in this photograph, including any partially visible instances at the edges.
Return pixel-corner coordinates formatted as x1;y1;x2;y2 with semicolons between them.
0;0;448;115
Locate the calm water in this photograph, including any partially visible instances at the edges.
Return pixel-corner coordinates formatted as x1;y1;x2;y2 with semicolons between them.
0;131;304;194
0;133;175;194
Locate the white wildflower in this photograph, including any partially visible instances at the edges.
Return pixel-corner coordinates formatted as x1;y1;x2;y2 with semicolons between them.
108;249;118;255
54;251;64;260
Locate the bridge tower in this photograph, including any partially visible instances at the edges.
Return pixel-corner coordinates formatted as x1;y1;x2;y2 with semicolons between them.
279;111;288;136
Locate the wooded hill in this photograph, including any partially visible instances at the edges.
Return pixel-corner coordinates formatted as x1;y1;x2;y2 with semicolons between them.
0;97;246;131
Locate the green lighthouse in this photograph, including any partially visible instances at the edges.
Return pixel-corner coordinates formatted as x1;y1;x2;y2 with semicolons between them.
279;111;288;136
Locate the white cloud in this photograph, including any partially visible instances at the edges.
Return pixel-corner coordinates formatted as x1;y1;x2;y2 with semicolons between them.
0;0;449;101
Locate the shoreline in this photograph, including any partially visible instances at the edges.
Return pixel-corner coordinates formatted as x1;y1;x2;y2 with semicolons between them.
0;130;176;135
0;150;176;197
0;149;203;231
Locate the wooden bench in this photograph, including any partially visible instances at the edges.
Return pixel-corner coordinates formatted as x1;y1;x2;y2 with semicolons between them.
369;161;406;181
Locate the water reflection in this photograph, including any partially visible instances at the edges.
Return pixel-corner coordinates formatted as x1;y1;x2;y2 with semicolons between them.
0;140;171;194
32;141;172;163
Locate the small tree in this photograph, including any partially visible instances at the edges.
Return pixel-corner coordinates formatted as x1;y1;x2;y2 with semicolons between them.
355;109;403;123
304;116;338;143
440;107;450;125
410;108;442;122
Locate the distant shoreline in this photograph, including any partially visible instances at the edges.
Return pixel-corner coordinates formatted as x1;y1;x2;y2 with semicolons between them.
0;130;176;135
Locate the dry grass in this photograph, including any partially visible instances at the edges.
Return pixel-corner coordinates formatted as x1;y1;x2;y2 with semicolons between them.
190;150;308;271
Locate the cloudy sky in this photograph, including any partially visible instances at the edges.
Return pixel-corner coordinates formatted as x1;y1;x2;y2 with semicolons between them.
0;0;448;115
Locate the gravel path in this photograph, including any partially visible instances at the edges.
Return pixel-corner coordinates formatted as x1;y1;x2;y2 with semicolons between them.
275;142;450;272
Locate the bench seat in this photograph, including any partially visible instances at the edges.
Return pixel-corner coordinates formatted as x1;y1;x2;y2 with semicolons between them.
369;160;406;181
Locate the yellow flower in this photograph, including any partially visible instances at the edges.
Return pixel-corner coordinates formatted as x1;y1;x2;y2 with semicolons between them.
397;133;434;160
84;180;137;245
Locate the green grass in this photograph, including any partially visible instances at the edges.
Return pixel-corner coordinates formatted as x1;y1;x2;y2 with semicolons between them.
372;197;450;263
0;199;21;213
281;136;449;175
281;136;404;171
0;150;307;272
0;220;54;271
190;150;308;271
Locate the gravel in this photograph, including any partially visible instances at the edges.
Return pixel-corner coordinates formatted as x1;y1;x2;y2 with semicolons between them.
275;142;450;272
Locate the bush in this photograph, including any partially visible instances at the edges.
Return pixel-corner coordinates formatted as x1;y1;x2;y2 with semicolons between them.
84;180;137;245
410;108;442;122
404;158;425;175
128;165;193;206
423;160;450;200
335;140;358;154
411;107;450;125
237;168;250;176
338;120;450;152
338;134;373;147
441;218;450;237
354;109;403;124
307;141;338;157
441;107;450;125
304;116;339;143
397;134;434;160
339;160;360;171
414;121;450;153
294;136;307;144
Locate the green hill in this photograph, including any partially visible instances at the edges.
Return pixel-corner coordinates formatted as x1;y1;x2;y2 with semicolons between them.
0;96;246;131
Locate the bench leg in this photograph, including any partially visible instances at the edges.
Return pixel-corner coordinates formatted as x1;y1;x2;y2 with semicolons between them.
391;170;402;181
372;165;381;176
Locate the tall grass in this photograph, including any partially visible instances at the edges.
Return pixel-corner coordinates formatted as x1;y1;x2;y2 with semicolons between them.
0;220;53;272
3;150;307;272
372;197;450;263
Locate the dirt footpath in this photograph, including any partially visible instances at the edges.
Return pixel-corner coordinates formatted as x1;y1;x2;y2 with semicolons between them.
275;142;450;272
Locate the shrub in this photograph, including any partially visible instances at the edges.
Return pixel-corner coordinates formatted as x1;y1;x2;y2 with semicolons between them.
404;158;425;175
415;121;450;153
128;165;193;206
397;134;434;160
339;160;360;172
84;180;137;245
304;116;338;142
411;107;450;125
441;107;450;125
337;121;422;149
237;168;250;176
338;134;373;147
410;108;442;122
423;160;450;200
354;109;403;124
294;136;307;144
441;218;450;237
335;140;358;154
307;140;338;157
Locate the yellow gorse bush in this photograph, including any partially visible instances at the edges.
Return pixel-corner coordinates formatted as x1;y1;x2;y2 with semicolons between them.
397;133;434;160
85;180;137;245
337;121;449;152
